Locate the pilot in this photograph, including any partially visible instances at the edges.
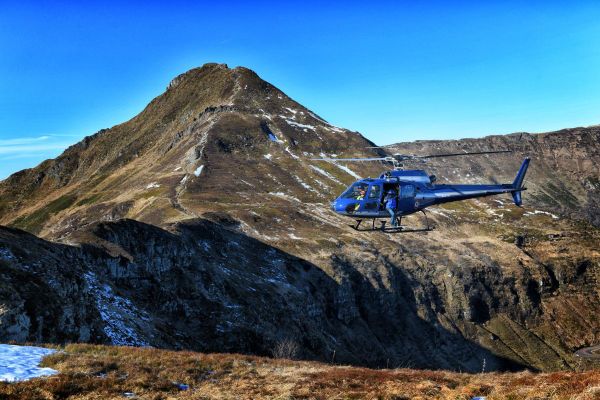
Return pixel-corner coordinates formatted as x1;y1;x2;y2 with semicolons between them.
384;189;398;227
354;187;366;211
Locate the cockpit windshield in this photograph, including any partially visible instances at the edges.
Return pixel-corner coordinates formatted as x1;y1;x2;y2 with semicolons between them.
341;182;369;199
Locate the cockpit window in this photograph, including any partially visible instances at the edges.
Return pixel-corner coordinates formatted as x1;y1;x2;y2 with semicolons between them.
341;182;369;199
368;184;382;199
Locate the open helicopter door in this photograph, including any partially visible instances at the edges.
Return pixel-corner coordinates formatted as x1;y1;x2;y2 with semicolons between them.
364;183;382;211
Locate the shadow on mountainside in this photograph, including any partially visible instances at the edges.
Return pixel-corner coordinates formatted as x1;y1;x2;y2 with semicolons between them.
0;218;526;372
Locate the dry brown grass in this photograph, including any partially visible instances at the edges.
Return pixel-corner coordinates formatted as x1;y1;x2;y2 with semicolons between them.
0;344;598;399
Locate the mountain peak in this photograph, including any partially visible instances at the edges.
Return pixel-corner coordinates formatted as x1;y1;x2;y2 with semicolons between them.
0;63;375;236
166;63;231;91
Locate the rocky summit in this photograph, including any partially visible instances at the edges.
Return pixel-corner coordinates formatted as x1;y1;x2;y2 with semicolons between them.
0;63;598;372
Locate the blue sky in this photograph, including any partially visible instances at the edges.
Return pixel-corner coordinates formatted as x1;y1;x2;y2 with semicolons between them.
1;1;599;179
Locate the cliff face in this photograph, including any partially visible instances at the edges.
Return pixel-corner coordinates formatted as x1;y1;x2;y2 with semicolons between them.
384;127;600;226
0;64;598;372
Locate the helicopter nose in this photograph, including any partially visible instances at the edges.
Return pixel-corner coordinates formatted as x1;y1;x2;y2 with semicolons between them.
331;199;351;213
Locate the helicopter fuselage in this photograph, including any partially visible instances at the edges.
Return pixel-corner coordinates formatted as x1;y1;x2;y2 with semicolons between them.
331;158;530;219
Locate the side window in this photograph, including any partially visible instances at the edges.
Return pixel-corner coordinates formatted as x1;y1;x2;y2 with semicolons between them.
368;184;381;199
401;184;415;198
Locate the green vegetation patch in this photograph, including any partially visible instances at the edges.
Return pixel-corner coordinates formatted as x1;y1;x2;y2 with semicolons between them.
0;198;10;217
76;193;103;206
135;188;164;200
11;194;77;234
545;182;580;209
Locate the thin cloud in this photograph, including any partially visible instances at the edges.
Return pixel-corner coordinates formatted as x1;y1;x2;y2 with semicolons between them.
0;135;78;156
0;136;51;145
0;152;61;160
0;135;81;179
0;143;72;155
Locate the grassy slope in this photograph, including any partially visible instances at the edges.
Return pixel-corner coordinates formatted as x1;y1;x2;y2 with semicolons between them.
0;344;598;400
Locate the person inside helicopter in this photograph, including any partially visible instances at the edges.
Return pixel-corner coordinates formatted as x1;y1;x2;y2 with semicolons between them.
354;186;367;210
341;182;369;199
380;182;399;210
357;187;367;199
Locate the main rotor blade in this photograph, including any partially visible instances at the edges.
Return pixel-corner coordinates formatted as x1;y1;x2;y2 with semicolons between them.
310;157;389;162
417;150;512;159
365;144;399;149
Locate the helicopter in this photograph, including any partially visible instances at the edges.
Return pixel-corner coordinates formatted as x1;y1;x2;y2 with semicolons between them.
313;150;530;232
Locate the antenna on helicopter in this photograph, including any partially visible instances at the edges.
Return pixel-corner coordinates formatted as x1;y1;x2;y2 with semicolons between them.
311;150;512;170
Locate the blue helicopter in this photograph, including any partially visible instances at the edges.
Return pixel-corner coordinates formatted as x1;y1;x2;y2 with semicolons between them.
313;150;530;232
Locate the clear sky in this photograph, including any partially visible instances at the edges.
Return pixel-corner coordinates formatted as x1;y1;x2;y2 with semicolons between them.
1;1;599;179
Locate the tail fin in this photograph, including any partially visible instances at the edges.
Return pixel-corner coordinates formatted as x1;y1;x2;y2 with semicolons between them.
511;158;530;206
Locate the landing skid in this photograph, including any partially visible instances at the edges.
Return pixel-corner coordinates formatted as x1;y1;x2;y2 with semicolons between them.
349;210;435;233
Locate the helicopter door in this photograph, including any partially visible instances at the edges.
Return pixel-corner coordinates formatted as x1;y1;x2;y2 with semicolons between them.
399;184;416;212
363;184;382;211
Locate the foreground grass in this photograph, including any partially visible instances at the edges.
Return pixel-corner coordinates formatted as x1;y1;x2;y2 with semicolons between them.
0;344;598;399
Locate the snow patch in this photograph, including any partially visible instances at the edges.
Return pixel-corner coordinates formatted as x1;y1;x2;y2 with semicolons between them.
84;272;149;346
309;165;343;185
269;192;301;202
194;165;204;177
485;208;503;218
0;344;58;382
264;153;273;160
284;119;316;131
146;182;160;189
523;210;559;219
332;163;361;179
313;179;330;190
324;125;345;133
0;248;15;261
285;146;300;159
293;175;319;194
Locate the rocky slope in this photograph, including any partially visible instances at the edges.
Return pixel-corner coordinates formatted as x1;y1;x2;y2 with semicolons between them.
0;63;598;372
